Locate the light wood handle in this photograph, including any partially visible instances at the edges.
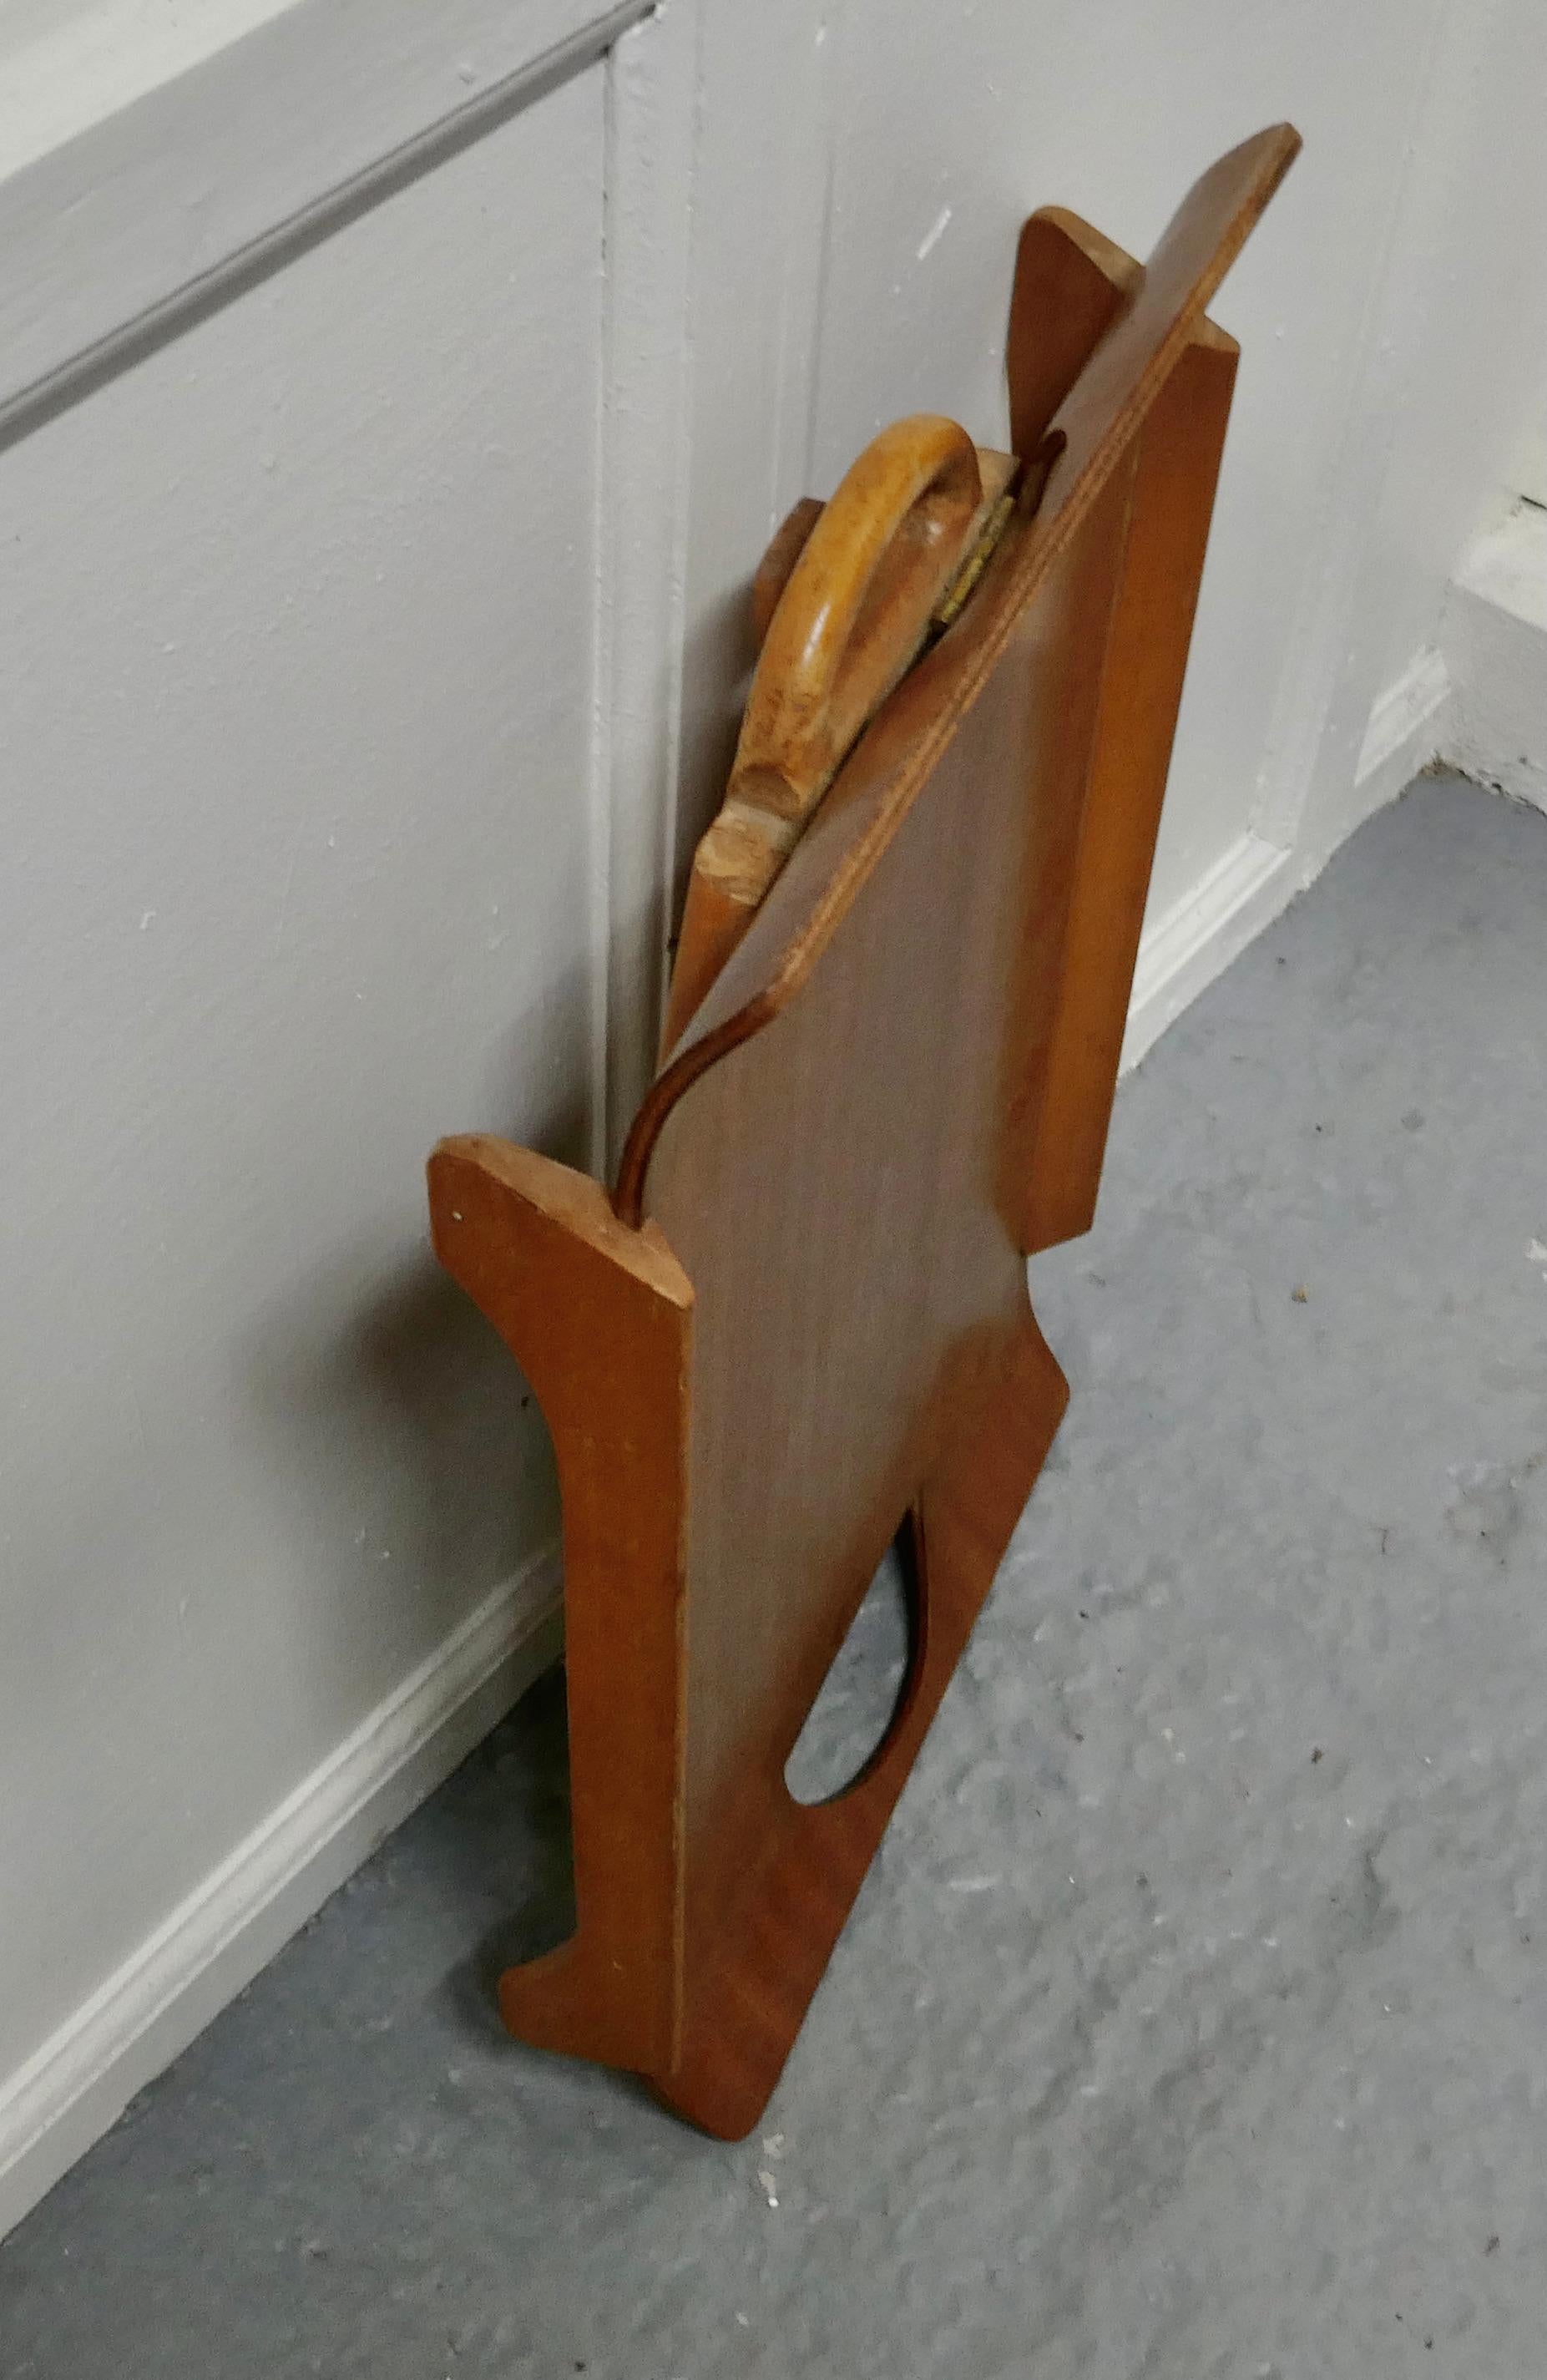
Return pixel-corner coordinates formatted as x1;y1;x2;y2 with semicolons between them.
662;416;983;1051
729;412;982;841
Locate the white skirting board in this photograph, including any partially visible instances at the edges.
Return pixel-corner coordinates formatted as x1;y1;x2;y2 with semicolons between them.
1353;643;1453;806
1442;502;1547;814
1123;641;1454;1076
1122;830;1294;1074
0;1549;563;2242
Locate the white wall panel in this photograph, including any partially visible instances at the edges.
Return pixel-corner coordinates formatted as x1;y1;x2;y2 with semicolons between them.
0;56;604;2147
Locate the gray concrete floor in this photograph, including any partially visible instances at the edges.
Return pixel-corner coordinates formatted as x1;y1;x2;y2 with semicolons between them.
5;772;1547;2377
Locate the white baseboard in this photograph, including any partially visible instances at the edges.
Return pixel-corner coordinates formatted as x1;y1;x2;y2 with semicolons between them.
0;1547;563;2241
1121;830;1293;1072
1353;643;1452;800
1315;641;1455;864
1443;502;1547;814
1121;640;1458;1075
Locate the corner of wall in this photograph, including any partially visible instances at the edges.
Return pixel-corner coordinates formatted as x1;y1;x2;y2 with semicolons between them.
1440;499;1547;815
1122;637;1455;1078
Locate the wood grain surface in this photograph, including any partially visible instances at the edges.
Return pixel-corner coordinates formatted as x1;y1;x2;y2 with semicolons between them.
429;123;1299;2136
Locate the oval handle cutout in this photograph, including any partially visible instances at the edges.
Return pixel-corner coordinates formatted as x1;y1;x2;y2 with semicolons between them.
784;1524;918;1806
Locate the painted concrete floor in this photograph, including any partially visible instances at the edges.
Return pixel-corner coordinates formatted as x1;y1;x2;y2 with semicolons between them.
5;772;1547;2377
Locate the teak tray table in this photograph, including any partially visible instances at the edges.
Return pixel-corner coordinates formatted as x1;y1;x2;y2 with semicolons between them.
428;124;1300;2139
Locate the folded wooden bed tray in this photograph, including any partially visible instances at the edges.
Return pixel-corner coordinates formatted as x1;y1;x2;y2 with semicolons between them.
428;124;1299;2139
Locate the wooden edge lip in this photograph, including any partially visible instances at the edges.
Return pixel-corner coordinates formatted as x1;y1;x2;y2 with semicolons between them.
614;122;1301;1231
614;997;780;1226
1221;118;1301;198
1191;315;1241;359
430;1132;693;1304
1020;202;1145;297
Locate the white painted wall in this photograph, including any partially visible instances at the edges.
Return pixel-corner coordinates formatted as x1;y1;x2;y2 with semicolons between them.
3;0;1544;2235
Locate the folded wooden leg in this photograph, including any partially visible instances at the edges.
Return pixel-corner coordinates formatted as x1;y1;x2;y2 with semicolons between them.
427;1134;694;2076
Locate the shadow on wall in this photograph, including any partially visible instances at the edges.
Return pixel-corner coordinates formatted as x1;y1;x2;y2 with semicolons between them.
240;1049;591;1759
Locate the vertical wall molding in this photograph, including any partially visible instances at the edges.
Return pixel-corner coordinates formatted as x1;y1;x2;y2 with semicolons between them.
666;0;832;901
762;6;837;531
589;0;705;1167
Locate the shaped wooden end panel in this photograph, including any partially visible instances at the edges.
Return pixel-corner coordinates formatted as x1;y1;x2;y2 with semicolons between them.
1020;320;1240;1253
427;1134;694;2076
